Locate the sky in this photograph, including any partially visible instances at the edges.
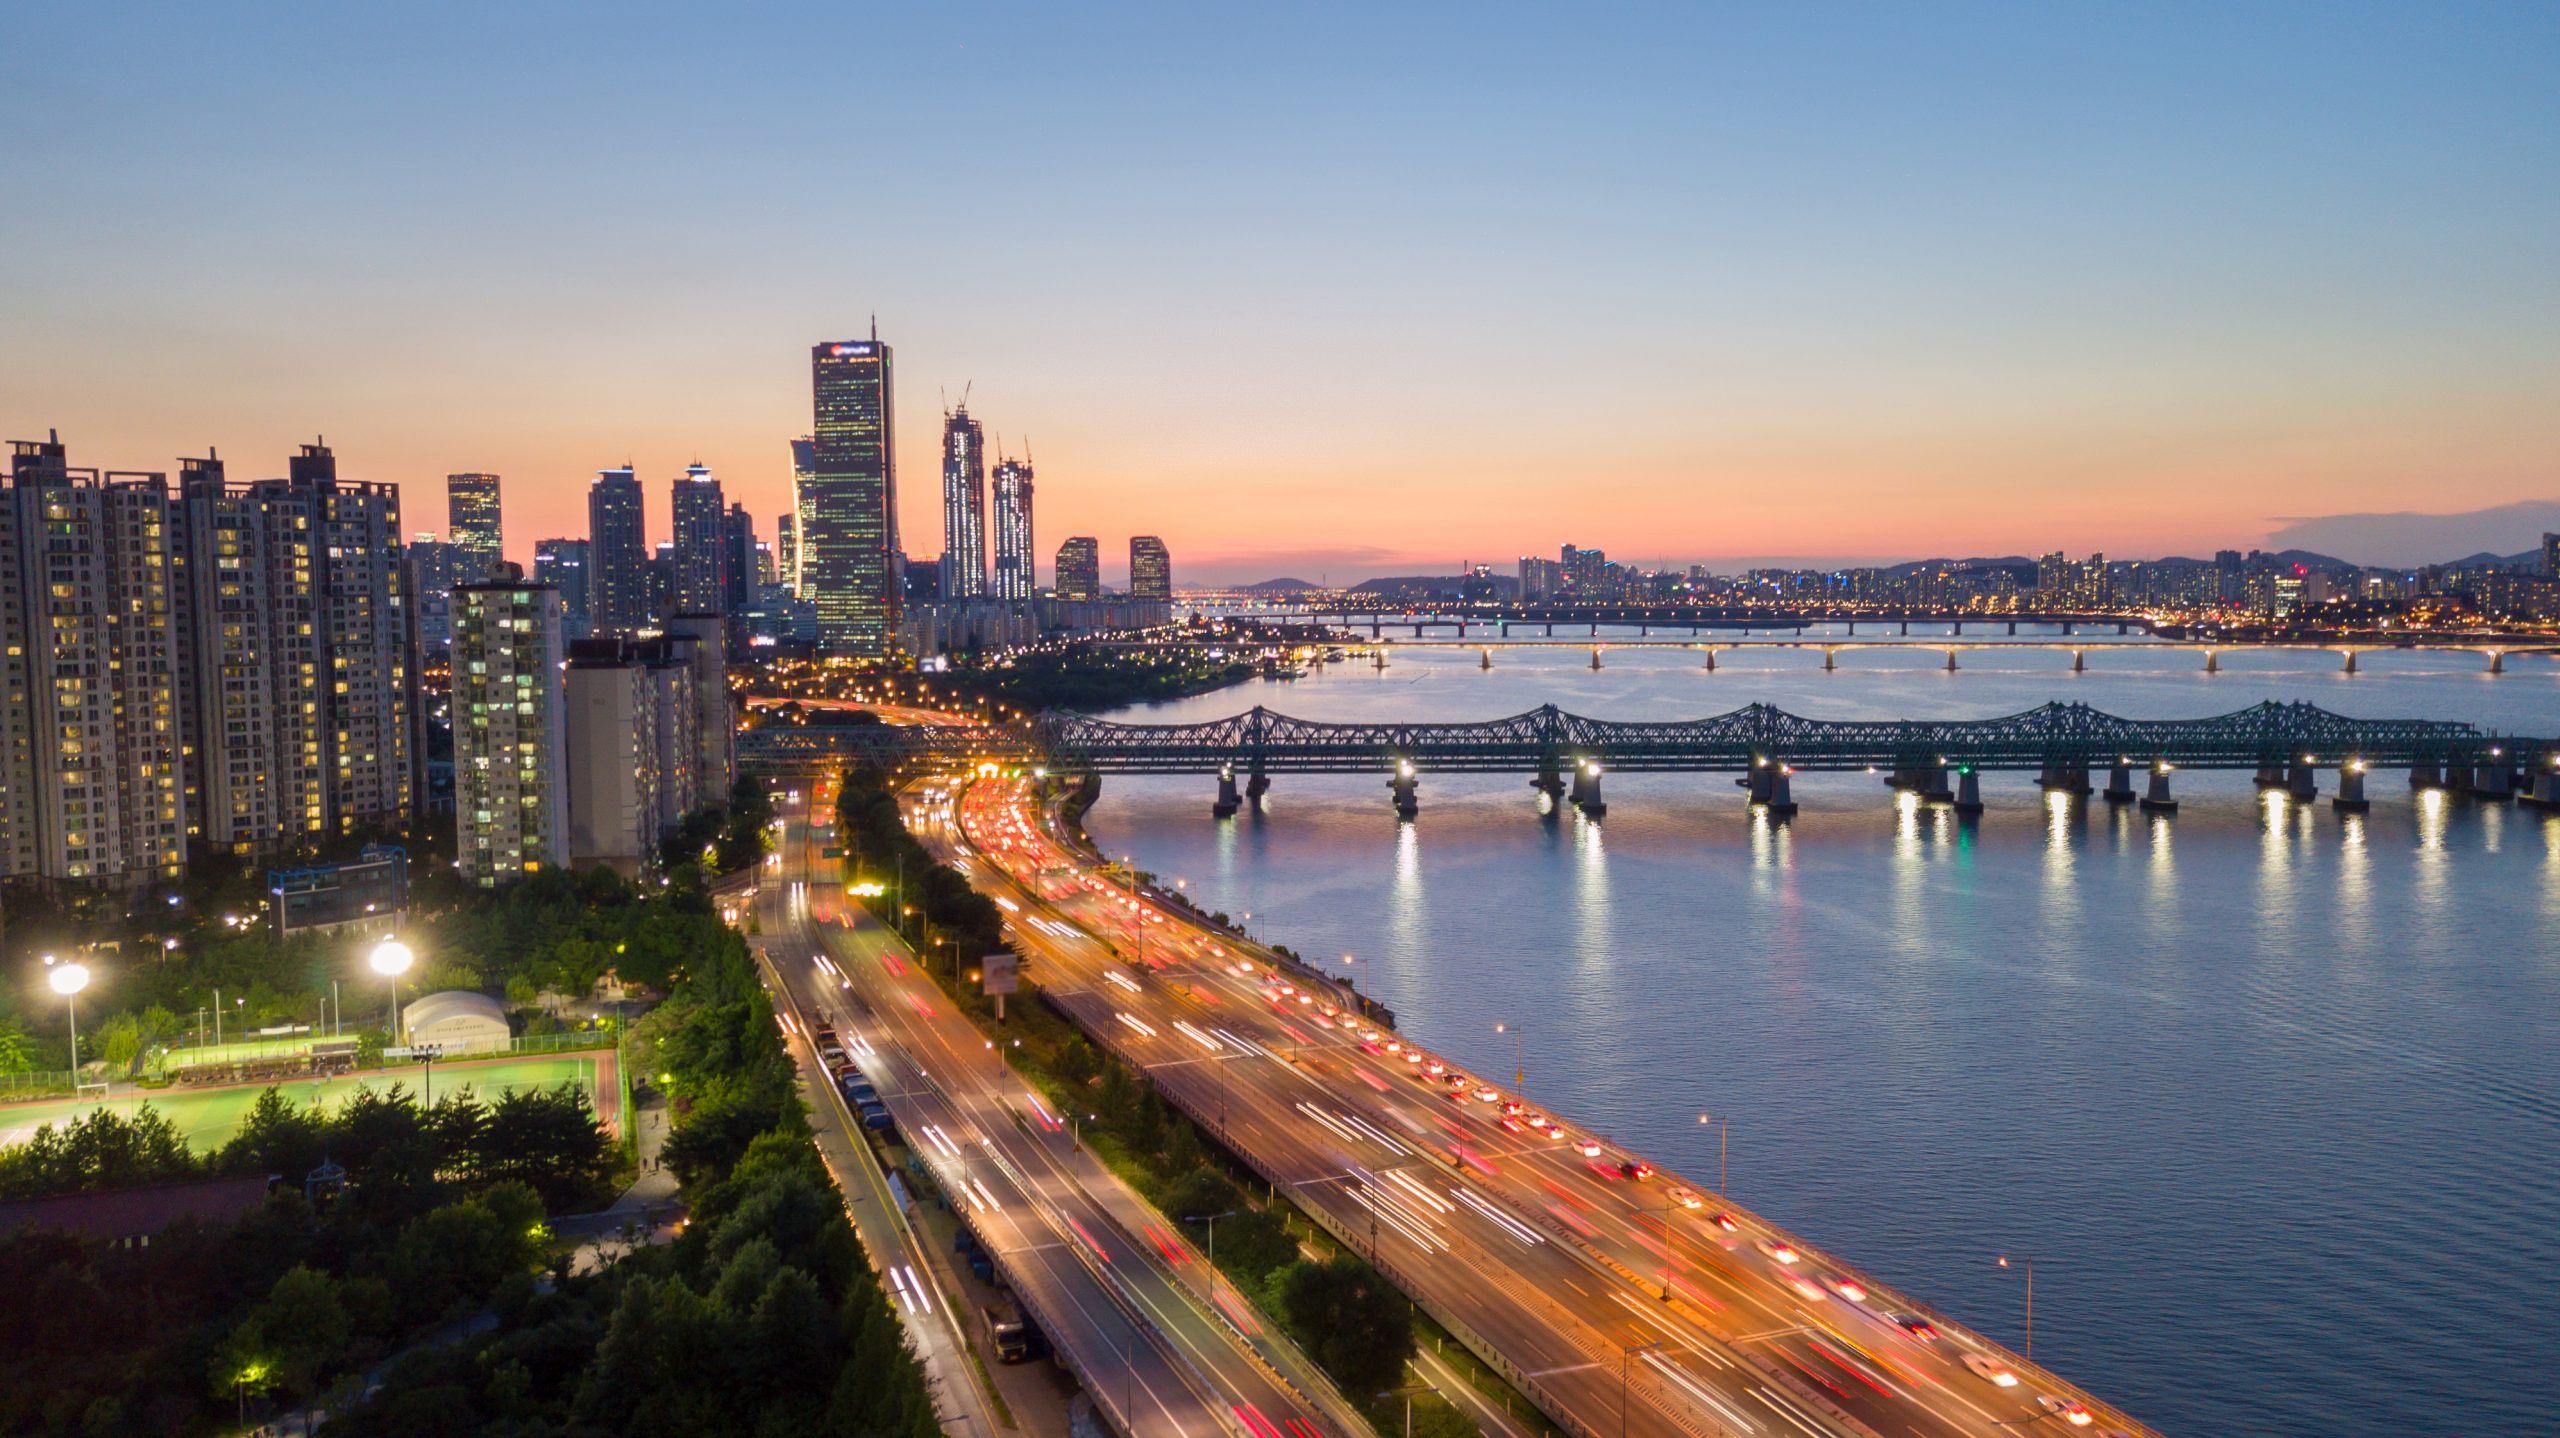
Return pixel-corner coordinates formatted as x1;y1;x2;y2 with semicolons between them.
4;3;2557;585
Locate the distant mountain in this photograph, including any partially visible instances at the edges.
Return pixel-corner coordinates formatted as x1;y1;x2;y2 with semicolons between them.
2263;500;2560;569
1241;577;1324;593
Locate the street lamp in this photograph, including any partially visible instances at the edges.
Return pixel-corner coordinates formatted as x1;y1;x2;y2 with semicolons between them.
1495;1021;1526;1097
44;956;89;1081
369;935;414;1044
1997;1254;2035;1359
1699;1112;1727;1193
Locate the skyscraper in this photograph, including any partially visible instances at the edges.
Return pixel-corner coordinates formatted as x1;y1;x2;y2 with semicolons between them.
587;466;649;637
775;512;798;595
0;434;185;885
992;457;1035;601
408;534;461;649
788;436;816;597
453;580;568;885
669;463;728;614
940;404;988;600
1056;536;1100;601
534;538;593;638
446;471;503;580
804;338;899;656
2544;532;2558;578
722;503;760;617
1130;535;1172;601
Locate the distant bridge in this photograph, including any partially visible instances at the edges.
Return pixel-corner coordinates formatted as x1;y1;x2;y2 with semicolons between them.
745;701;2560;815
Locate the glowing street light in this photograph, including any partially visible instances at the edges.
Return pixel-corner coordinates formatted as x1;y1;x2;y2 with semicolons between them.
44;956;90;1079
369;935;414;1042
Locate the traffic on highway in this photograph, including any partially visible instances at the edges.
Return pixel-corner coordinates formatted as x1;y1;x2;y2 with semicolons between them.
896;768;2155;1438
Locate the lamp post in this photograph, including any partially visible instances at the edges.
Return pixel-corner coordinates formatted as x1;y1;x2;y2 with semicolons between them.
1997;1254;2034;1359
1184;1208;1238;1269
1698;1112;1727;1193
370;935;414;1046
44;957;89;1083
1620;1339;1664;1438
1496;1021;1525;1098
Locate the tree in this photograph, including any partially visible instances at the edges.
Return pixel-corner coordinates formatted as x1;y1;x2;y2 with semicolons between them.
253;1265;348;1421
1274;1256;1415;1395
220;1087;328;1179
1210;1207;1301;1285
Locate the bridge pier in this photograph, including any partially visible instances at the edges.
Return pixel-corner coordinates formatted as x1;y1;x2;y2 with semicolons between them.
1213;765;1242;818
1388;762;1419;819
1747;762;1798;818
2038;758;2092;796
2408;762;2445;790
2141;762;2178;813
2468;762;2515;800
1246;770;1271;811
2341;650;2358;675
1589;647;1603;670
1952;768;1983;816
1944;649;1959;672
1898;620;1909;637
1573;762;1606;817
1951;620;1963;636
1822;648;1837;672
2521;760;2560;809
1702;648;1718;672
2007;620;2017;636
2203;650;2220;674
1845;620;1855;635
2103;760;2137;805
2253;764;2284;790
2072;649;2086;673
2061;620;2076;636
2489;650;2505;675
2117;622;2129;636
2333;763;2370;813
1480;648;1492;670
1532;758;1566;809
2286;764;2319;802
1544;622;1553;637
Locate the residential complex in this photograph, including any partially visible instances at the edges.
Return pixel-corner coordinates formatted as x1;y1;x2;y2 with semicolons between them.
451;580;568;885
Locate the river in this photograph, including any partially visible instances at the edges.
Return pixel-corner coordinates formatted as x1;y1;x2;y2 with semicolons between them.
1081;636;2560;1437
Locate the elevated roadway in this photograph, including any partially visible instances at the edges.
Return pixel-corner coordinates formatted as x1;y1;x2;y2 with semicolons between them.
757;784;1343;1438
907;770;2165;1438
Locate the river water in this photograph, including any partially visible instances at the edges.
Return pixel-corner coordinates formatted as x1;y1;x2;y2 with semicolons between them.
1083;636;2560;1437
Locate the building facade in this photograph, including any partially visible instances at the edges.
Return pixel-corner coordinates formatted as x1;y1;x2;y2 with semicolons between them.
803;339;899;656
1055;536;1100;600
563;634;702;870
940;405;987;600
0;436;186;886
1130;535;1171;601
533;538;592;638
587;466;649;637
445;472;503;581
669;463;728;615
452;581;568;885
992;457;1034;601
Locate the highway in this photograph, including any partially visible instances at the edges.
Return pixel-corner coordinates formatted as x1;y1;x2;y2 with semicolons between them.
905;770;2162;1438
755;777;1346;1438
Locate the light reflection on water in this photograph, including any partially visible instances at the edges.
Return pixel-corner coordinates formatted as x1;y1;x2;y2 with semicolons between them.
1085;648;2560;1436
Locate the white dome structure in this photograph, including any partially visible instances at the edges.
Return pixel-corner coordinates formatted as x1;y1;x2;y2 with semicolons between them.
399;990;511;1054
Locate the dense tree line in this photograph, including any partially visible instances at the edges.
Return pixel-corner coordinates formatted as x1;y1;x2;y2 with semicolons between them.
0;1083;583;1435
834;765;1008;974
921;641;1257;713
324;909;941;1438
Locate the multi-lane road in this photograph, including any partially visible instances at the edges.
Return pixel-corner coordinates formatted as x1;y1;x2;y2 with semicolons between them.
899;770;2158;1438
755;779;1345;1438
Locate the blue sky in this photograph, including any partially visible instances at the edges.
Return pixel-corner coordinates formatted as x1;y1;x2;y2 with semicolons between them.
4;3;2555;581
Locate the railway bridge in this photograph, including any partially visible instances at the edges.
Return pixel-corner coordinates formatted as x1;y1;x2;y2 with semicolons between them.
742;701;2560;820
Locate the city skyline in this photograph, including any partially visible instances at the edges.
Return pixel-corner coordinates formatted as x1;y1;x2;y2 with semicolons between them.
8;8;2556;582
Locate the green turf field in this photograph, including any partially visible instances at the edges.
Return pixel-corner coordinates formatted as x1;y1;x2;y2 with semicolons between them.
0;1054;613;1154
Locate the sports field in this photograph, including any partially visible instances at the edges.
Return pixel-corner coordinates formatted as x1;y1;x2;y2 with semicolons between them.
0;1053;617;1154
